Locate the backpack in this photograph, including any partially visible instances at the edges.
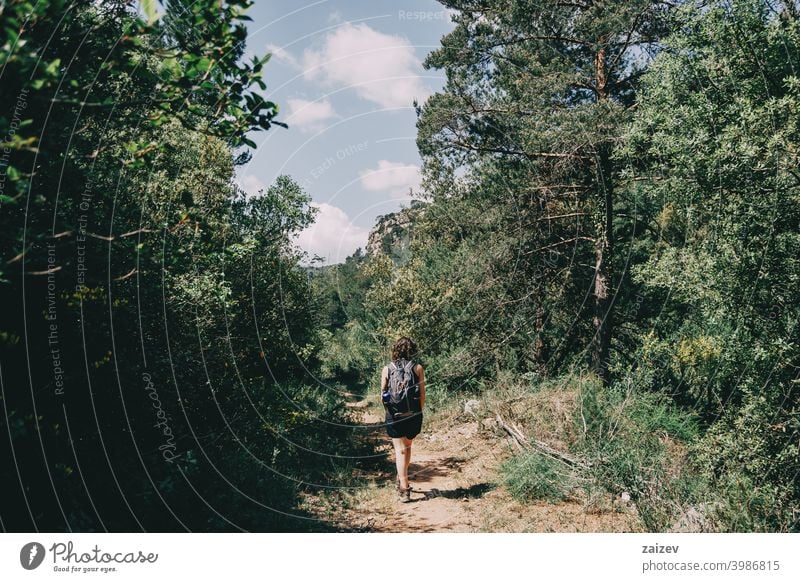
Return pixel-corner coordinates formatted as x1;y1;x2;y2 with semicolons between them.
385;359;421;417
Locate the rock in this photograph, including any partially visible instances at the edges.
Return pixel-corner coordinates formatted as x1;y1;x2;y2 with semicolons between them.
481;417;496;429
620;491;631;502
464;399;481;416
365;202;426;258
670;504;715;532
456;422;478;437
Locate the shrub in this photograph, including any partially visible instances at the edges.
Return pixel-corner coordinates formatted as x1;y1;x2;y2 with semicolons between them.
502;450;575;503
691;388;800;532
575;376;701;531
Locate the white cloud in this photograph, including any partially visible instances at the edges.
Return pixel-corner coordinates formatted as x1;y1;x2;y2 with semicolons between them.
359;160;421;198
302;23;430;108
295;203;369;264
285;98;338;132
266;43;299;68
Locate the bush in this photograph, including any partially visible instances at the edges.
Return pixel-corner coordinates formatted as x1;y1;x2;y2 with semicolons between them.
691;388;800;532
502;450;575;503
316;322;381;382
575;376;701;531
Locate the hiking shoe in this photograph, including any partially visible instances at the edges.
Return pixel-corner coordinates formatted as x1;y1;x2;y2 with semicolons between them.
398;486;412;503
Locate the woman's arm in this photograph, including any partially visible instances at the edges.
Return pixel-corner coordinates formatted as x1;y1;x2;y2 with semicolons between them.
380;366;388;392
415;364;425;410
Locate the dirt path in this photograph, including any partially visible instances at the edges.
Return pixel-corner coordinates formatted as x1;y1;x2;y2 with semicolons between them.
314;394;642;533
351;403;495;532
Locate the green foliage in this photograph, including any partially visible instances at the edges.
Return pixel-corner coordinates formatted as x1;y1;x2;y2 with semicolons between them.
310;248;372;330
502;451;574;503
307;248;387;385
690;388;800;531
620;0;800;530
415;0;676;383
0;1;359;532
316;322;381;382
329;0;797;532
575;378;700;531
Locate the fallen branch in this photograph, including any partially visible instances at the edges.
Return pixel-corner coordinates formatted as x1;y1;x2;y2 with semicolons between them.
497;413;527;452
495;412;590;469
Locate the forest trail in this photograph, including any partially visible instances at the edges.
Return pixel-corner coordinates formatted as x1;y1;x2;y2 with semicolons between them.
308;392;642;533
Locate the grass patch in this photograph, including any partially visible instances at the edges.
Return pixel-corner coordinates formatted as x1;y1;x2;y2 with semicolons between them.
627;393;699;442
501;450;575;503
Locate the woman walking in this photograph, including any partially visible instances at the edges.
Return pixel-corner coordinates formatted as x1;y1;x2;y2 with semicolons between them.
380;337;425;503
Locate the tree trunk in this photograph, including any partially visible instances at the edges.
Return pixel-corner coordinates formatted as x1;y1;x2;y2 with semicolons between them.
532;305;549;373
592;144;614;385
592;47;614;386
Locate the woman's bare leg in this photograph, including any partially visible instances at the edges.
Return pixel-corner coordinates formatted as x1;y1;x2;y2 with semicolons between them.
402;437;413;485
392;437;412;490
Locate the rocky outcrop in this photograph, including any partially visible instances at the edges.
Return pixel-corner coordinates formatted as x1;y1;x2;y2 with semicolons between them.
365;200;426;260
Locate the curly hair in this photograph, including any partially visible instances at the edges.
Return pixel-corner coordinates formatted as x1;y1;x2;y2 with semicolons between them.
391;337;417;361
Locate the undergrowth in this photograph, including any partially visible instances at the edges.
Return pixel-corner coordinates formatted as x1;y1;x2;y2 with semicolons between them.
491;372;704;531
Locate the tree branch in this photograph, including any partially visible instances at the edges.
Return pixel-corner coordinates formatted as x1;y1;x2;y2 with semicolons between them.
524;236;595;255
450;140;590;160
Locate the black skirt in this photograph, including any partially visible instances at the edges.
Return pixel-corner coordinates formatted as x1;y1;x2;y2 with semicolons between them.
385;411;423;440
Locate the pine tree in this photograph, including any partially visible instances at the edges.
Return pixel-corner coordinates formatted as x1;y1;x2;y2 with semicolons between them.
418;0;672;383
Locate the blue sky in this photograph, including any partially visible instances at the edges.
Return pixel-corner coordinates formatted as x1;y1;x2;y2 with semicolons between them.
234;0;455;264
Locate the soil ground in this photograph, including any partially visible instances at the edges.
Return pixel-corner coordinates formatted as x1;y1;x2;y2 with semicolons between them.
302;392;643;533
